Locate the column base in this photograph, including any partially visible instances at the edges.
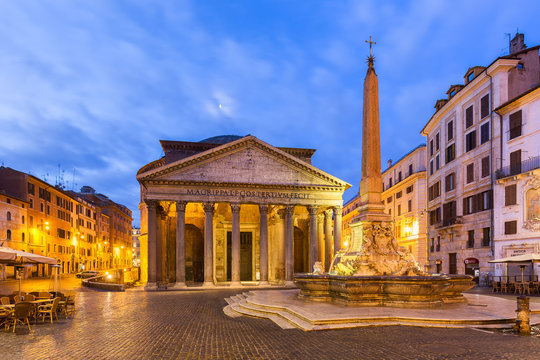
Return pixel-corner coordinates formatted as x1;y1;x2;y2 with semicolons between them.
171;282;187;289
202;281;214;287
258;280;270;286
144;282;158;291
230;281;242;287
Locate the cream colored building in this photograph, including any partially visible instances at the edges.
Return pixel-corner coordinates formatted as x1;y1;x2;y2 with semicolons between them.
343;145;428;269
137;135;350;289
420;33;540;279
0;191;29;280
493;86;540;280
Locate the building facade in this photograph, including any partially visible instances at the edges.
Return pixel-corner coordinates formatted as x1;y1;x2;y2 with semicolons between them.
342;145;428;269
132;227;141;267
137;135;349;289
0;191;29;279
0;166;133;276
493;86;540;280
421;33;540;280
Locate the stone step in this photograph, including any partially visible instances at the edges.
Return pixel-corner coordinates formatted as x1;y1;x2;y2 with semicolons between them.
226;299;296;330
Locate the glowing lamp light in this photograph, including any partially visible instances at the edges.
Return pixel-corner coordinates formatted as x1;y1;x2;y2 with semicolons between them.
343;240;349;248
107;274;112;279
81;235;84;239
104;241;108;245
123;268;127;271
105;271;109;275
121;245;124;249
72;238;77;246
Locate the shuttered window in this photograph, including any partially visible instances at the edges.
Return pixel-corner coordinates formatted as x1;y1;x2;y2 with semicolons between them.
505;184;517;206
466;163;474;183
510;150;522;175
509;110;522;140
481;156;490;178
504;221;517;235
480;94;489;118
465;105;474;128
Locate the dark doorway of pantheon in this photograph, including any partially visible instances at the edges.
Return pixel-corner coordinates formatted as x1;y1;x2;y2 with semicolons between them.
293;226;306;273
227;231;253;281
186;224;204;283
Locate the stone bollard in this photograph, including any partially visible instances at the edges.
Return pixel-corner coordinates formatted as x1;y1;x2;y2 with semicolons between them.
513;296;531;335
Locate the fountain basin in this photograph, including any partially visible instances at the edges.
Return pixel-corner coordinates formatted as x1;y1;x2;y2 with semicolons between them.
295;273;474;308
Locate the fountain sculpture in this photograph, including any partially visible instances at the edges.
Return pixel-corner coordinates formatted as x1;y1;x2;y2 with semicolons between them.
294;38;474;307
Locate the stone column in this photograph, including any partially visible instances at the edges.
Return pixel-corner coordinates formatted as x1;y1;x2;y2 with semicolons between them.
317;213;324;266
203;202;214;286
284;205;294;282
324;209;333;272
174;201;187;288
308;206;319;272
333;206;342;256
157;213;166;284
259;205;269;285
231;203;241;286
145;201;157;290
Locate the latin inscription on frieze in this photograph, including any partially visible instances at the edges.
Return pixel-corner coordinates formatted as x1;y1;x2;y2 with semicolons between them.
186;188;311;200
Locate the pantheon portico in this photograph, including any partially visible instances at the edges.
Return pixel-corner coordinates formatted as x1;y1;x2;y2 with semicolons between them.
137;135;350;289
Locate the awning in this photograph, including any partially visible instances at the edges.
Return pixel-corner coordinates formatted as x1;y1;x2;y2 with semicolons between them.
0;247;57;265
488;253;540;263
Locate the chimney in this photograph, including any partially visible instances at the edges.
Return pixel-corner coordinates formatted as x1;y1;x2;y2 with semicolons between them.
510;33;526;54
387;159;392;168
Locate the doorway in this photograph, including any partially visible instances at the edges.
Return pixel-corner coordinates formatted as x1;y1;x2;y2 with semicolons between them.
227;231;253;281
186;224;204;283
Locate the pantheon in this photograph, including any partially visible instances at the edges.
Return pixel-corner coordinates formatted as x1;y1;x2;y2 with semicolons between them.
137;135;350;289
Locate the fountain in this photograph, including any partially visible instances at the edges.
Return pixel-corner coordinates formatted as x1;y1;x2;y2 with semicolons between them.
294;39;474;308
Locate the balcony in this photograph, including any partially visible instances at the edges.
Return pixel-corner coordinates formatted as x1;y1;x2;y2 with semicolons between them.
437;216;462;229
495;155;540;179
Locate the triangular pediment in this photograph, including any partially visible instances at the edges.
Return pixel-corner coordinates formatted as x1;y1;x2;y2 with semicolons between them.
137;136;350;189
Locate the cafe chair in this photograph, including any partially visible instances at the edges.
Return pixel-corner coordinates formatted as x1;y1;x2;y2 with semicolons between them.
7;302;32;332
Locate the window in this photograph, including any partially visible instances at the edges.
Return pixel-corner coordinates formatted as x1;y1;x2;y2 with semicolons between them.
465;105;474;128
6;211;11;221
389;178;393;188
430;160;434;175
480;122;490;144
445;144;455;163
505;184;517;206
517;63;524;70
46;205;50;215
482;227;490;247
480;94;490;118
467;230;474;248
510;150;522;175
408;164;413;176
430;238;435;252
468;72;474;83
504;221;517;235
466;163;474;183
398;171;402;182
435;155;440;171
28;182;35;195
387;197;393;203
397;204;401;216
22;216;25;224
509;110;522;140
29;199;33;209
406;185;413;194
447;120;454;141
429;207;441;225
428;182;440;201
408;200;412;212
7;230;11;240
463;191;492;215
396;191;402;199
463;196;474;215
442;201;456;226
22;233;25;242
481;156;490;178
445;173;455;192
430;139;434;157
435;133;440;151
436;236;441;252
465;131;476;152
388;208;391;216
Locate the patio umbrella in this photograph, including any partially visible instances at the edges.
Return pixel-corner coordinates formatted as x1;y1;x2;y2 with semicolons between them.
0;247;58;295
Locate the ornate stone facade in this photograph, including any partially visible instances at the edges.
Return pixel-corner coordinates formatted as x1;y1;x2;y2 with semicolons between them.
137;135;350;289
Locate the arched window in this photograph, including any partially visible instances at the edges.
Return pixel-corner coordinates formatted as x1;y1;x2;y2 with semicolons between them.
7;212;11;221
7;229;12;240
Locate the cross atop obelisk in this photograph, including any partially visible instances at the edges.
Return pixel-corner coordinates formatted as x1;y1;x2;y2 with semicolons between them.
365;36;376;56
365;36;376;67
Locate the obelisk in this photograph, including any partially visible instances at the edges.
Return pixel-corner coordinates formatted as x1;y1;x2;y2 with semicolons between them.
357;37;390;222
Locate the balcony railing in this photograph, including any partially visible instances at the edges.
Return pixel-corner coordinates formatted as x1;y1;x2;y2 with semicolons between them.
495;155;540;179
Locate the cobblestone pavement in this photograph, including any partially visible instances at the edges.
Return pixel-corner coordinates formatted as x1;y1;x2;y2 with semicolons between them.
2;289;540;360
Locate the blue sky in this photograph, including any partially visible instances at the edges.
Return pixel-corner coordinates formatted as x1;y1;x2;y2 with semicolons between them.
1;0;540;226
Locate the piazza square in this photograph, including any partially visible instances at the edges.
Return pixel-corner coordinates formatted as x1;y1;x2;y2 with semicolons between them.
2;1;540;359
